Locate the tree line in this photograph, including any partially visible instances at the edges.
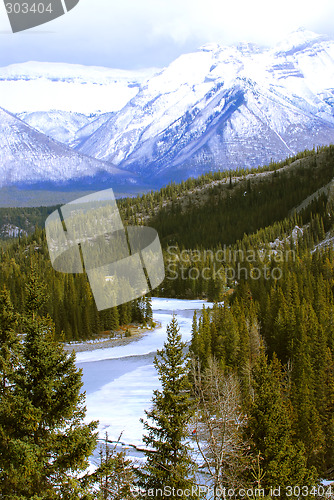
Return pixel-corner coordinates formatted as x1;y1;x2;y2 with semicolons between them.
0;143;334;496
0;227;153;341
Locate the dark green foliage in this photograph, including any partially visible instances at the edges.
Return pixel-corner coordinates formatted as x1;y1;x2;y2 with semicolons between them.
25;263;49;318
0;286;20;392
245;352;316;489
0;205;58;239
0;281;98;499
1;143;334;490
120;144;334;249
0;230;153;341
90;434;135;499
190;225;334;478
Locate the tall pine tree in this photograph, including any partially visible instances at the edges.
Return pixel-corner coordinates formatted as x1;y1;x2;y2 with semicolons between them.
0;273;98;498
245;352;316;491
140;315;198;498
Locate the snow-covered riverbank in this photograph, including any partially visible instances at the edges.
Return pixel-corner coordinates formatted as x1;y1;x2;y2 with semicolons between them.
77;298;212;448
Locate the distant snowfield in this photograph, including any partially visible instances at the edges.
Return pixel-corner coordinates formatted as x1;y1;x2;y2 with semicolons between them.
0;79;136;114
77;297;212;447
0;62;159;114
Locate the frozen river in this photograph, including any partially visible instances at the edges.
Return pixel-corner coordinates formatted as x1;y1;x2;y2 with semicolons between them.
76;298;211;449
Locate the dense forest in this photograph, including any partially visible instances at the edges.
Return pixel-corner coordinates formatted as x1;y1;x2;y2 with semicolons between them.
0;232;153;340
0;144;334;497
0;205;58;238
190;224;334;478
0;145;333;338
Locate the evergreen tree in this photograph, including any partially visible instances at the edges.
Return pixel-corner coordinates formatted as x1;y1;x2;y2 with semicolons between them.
245;352;316;491
0;278;98;499
0;286;19;392
140;315;198;498
91;433;135;500
25;262;48;319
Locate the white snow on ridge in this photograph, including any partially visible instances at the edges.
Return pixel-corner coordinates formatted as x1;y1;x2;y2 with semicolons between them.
74;29;334;178
0;107;132;187
0;79;135;114
0;62;160;114
2;29;334;187
17;110;91;145
0;61;157;83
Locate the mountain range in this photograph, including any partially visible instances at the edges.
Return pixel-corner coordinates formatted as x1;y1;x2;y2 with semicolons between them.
1;28;334;198
0;107;139;190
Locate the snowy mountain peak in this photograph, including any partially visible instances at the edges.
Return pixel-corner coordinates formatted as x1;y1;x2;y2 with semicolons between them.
273;28;329;54
2;30;334;190
0;106;136;189
0;61;158;84
199;42;223;53
72;30;334;184
235;42;264;56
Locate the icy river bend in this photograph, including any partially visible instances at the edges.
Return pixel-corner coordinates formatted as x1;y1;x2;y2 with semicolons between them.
76;298;212;450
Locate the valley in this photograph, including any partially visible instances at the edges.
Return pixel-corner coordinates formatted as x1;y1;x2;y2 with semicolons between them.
1;28;334;498
0;142;334;494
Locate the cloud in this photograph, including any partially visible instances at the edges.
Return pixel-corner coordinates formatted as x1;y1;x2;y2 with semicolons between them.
145;0;334;46
0;0;334;68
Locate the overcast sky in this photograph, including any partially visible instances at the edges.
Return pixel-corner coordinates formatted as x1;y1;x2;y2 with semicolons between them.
1;0;334;69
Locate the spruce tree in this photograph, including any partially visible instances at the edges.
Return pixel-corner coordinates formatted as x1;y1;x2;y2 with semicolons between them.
0;274;98;498
25;262;48;320
140;315;198;498
0;286;19;392
91;433;135;499
245;351;316;490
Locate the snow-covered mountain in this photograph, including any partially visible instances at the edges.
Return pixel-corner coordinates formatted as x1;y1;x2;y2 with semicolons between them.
17;111;92;146
0;62;158;114
74;29;334;183
0;61;157;152
17;110;115;147
70;113;115;148
2;29;334;190
0;107;137;190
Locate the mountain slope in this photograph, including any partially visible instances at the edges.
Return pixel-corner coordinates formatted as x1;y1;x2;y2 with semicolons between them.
17;111;91;146
130;144;334;248
0;107;137;189
75;29;334;183
2;30;334;190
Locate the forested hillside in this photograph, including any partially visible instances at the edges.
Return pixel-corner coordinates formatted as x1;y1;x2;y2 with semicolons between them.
190;217;334;476
121;144;334;247
0;227;153;340
0;145;333;339
0;205;58;238
0;144;334;494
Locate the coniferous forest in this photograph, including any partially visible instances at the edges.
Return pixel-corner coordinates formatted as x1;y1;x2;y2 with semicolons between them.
0;145;334;497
